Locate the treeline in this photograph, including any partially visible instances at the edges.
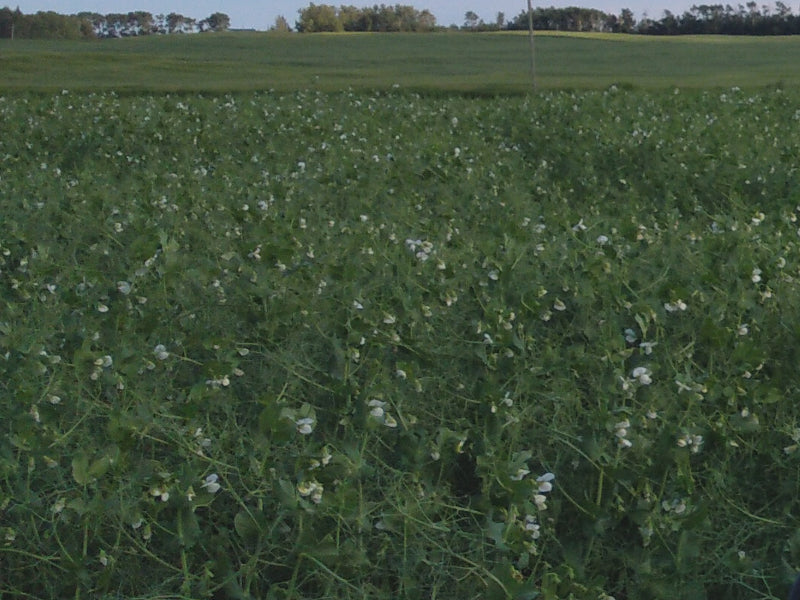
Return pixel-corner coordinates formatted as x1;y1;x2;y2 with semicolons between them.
0;7;90;39
296;4;436;32
634;2;800;35
295;2;800;35
0;7;230;39
501;2;800;34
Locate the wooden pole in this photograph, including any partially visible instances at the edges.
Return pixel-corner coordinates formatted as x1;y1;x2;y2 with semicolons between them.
527;0;535;91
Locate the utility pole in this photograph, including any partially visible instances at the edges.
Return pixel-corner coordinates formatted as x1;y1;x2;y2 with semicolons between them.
527;0;535;91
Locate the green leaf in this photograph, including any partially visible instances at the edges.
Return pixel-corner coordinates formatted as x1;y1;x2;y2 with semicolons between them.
71;453;90;485
277;478;298;509
234;510;261;544
178;506;201;549
486;520;509;550
88;455;112;480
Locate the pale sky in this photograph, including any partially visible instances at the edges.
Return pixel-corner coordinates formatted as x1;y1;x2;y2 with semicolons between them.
13;1;695;30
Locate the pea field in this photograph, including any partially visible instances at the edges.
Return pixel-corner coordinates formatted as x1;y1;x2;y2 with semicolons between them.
3;84;800;599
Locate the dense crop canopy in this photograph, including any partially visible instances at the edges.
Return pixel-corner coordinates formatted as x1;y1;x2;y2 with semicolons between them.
2;87;800;598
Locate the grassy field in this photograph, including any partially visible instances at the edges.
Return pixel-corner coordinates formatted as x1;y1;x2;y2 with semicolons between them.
2;31;800;92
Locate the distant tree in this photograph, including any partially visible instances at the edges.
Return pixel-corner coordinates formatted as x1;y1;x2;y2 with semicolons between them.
775;1;792;16
417;9;437;31
464;10;480;29
153;13;167;34
619;7;636;31
296;4;341;32
18;10;89;39
659;9;679;33
376;4;402;31
396;4;420;31
0;6;15;38
205;12;230;32
271;15;291;32
166;12;185;33
339;4;364;31
496;11;506;29
292;4;436;33
131;11;154;35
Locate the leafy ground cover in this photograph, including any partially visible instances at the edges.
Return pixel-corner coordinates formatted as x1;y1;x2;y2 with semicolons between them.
3;87;800;599
2;32;800;93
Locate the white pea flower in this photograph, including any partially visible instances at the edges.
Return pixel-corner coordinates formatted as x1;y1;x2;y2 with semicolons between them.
150;486;169;502
533;493;548;510
553;299;566;311
639;341;657;355
94;355;113;368
368;399;386;419
677;433;704;453
201;473;221;494
536;472;555;493
295;417;315;435
615;419;633;447
664;299;688;312
524;514;541;539
597;234;609;245
751;268;762;283
297;480;324;503
631;366;652;385
117;281;131;295
153;344;169;360
737;324;749;336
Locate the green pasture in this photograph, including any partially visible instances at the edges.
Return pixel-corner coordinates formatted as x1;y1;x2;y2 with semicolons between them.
1;31;800;92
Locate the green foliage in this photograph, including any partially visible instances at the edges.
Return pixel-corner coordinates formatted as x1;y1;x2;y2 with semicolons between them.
2;87;800;599
0;7;93;40
295;3;436;33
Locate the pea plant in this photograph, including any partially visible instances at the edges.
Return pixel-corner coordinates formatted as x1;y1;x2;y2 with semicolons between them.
2;87;800;599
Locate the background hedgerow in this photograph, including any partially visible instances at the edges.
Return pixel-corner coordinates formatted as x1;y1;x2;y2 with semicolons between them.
2;87;800;599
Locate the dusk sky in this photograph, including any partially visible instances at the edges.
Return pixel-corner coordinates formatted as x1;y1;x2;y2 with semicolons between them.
12;1;695;29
